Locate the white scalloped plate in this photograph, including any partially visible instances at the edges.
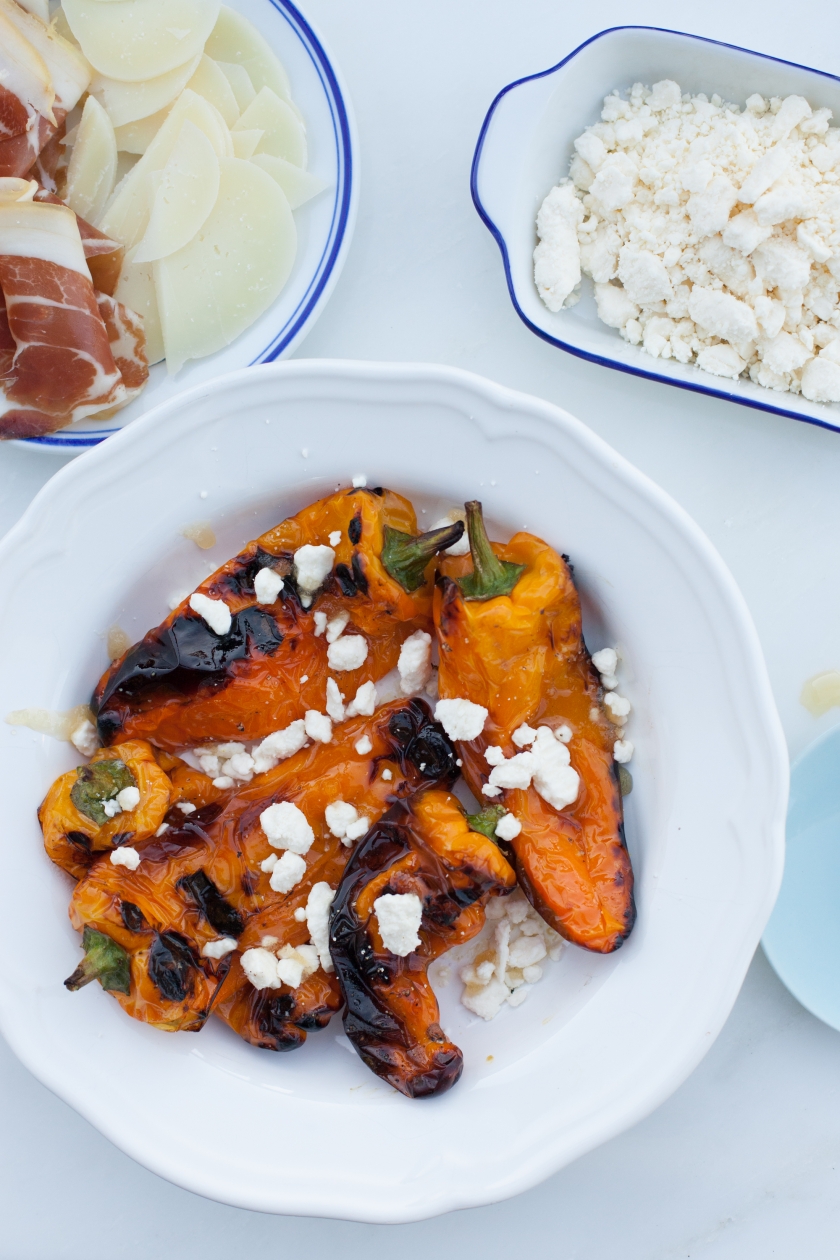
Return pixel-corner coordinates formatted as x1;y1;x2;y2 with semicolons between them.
0;361;787;1221
19;0;358;452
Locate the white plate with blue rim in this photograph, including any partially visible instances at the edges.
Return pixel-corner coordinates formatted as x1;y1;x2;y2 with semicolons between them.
763;725;840;1027
22;0;358;453
471;25;840;437
0;359;787;1220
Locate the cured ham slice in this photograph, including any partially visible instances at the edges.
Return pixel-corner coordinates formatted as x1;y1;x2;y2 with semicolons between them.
35;188;124;295
96;293;149;394
0;199;127;438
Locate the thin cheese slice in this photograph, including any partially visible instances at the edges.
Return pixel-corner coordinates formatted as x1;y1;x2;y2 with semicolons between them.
114;257;164;364
99;90;230;246
235;87;306;168
231;129;262;160
66;96;118;224
205;7;291;103
90;52;201;128
155;157;296;374
186;55;239;128
15;0;48;23
133;121;220;263
250;154;328;210
214;61;255;114
62;0;220;83
0;0;90;113
0;7;54;125
114;110;167;155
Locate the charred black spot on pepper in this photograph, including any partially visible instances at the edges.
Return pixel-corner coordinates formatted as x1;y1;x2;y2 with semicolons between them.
148;931;197;1002
111;831;134;847
210;548;292;602
121;900;146;932
176;869;244;937
253;991;304;1050
333;563;357;597
65;830;91;851
351;552;369;595
348;514;362;545
386;699;458;785
241;870;258;897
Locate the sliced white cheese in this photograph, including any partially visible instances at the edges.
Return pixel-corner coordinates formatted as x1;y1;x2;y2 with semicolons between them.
133;120;220;263
66;96;118;224
0;7;55;125
15;0;48;23
62;0;220;83
205;7;291;103
90;51;201;128
250;154;328;210
114;257;164;364
231;128;262;160
214;60;255;114
155;157;296;373
114;109;167;155
0;0;89;114
99;89;230;246
186;55;239;128
235;87;306;168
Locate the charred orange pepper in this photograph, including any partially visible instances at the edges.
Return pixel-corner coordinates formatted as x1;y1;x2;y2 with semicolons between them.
66;699;460;1048
92;488;462;750
330;790;516;1098
435;502;635;954
39;740;173;879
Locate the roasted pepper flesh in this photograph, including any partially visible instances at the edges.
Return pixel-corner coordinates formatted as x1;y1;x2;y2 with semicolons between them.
330;790;516;1099
92;489;460;750
435;507;635;953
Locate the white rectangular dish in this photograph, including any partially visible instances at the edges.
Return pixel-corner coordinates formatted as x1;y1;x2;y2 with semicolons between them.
471;26;840;435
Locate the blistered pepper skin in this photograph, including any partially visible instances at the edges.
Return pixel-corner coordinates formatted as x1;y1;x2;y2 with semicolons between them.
92;489;447;750
68;700;459;1047
330;791;515;1098
435;530;635;954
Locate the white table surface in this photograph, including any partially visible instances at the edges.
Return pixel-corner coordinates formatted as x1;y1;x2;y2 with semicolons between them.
3;0;840;1253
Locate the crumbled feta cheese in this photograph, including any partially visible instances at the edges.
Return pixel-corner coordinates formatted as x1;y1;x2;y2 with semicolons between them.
219;752;255;783
325;799;371;845
355;735;373;756
537;82;840;399
373;892;423;956
325;678;346;723
110;845;140;870
201;937;237;959
313;611;327;637
269;850;307;893
198;753;220;777
275;955;304;988
293;545;335;598
325;611;350;643
176;801;196;815
241;947;281;990
328;530;342;547
345;815;371;841
294;906;307;922
614;739;634;763
189;592;232;636
434;698;488;742
352;474;367;488
116;786;140;812
591;647;618;676
260;853;278;873
155;823;169;836
327;635;368;672
346;680;376;717
432;511;470;556
604;692;631;721
251;720;308;773
381;768;393;781
261;935;278;947
495;812;522;841
304;710;332;744
102;798;121;818
512;723;537;748
213;776;234;789
260;801;314;854
398;630;433;695
555;724;572;742
254;567;284;604
305;882;335;972
70;718;99;757
484;726;580;810
460;888;565;1019
482;783;502;797
484;745;506;766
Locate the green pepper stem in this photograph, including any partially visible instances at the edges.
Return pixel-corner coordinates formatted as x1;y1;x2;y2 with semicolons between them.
64;926;130;995
465;804;506;840
457;501;526;601
381;522;466;592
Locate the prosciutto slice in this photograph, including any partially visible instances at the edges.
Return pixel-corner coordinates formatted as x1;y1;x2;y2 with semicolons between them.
0;199;128;438
35;188;123;295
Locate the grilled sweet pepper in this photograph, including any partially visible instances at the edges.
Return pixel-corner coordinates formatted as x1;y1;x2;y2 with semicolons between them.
67;699;458;1048
434;502;635;954
330;790;516;1098
92;487;462;750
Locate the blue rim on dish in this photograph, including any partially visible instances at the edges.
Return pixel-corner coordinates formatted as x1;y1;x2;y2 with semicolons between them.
26;0;354;451
470;25;840;438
